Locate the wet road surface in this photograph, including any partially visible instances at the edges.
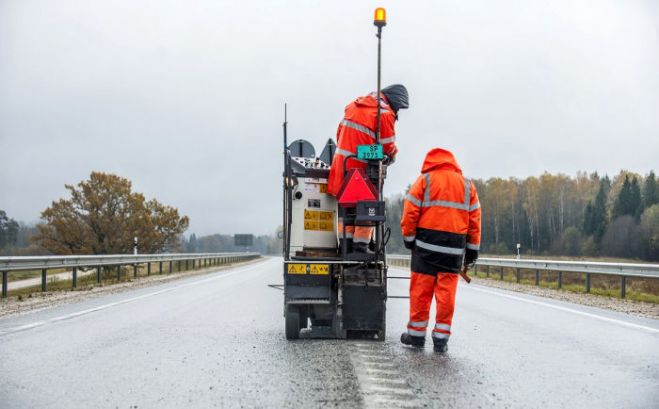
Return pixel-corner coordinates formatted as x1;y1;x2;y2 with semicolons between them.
1;257;657;408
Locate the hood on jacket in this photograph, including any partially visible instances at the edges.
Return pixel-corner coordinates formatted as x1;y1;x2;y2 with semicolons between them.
353;93;391;109
421;148;462;174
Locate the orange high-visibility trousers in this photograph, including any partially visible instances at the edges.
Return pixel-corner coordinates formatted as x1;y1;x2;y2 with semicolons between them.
407;271;458;341
338;219;373;244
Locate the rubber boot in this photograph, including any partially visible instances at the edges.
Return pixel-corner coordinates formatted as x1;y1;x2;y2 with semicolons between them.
353;242;374;254
400;332;425;348
432;337;448;353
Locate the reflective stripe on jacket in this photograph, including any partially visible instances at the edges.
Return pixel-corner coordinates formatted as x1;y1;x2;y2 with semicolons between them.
327;93;398;196
400;148;481;274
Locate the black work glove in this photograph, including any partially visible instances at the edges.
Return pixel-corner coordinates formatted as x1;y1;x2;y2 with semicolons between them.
464;249;479;268
404;240;415;250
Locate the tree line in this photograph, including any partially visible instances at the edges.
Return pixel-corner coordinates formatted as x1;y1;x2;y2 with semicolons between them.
3;170;657;261
386;170;658;261
0;172;189;256
182;233;280;255
1;171;277;257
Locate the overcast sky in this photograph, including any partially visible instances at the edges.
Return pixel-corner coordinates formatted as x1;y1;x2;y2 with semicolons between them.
1;0;658;236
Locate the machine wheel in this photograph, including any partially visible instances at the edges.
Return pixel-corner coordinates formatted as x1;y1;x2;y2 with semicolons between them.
376;312;386;341
285;305;301;340
299;308;309;330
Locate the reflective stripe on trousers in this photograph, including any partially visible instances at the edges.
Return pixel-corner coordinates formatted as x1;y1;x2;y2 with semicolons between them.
407;320;428;337
408;271;458;340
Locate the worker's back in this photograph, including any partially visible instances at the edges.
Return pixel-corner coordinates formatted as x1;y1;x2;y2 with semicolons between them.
327;93;397;196
401;148;481;274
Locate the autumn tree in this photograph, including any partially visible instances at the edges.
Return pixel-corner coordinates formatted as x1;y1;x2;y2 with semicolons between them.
33;172;189;255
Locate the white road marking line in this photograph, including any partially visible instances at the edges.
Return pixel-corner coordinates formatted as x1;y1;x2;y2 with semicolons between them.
364;376;408;385
365;385;415;395
349;345;423;409
0;261;271;336
466;285;659;334
362;361;396;368
362;368;400;376
370;397;422;408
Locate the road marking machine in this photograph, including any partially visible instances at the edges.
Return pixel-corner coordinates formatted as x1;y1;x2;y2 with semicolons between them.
281;8;392;340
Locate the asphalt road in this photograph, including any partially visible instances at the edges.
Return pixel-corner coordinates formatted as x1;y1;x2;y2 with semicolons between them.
1;257;657;408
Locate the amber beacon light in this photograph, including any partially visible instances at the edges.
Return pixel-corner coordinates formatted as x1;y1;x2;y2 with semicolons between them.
374;7;387;27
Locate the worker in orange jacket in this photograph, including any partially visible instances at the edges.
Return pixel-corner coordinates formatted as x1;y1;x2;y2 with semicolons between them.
399;148;481;352
328;84;408;254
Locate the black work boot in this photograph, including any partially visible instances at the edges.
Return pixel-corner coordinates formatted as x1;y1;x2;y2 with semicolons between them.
432;337;448;353
353;242;374;254
400;333;425;348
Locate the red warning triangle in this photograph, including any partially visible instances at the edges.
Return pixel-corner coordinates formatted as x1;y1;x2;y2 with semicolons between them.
337;169;377;207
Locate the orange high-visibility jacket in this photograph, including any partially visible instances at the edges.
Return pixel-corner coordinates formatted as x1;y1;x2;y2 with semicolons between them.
400;148;481;274
327;93;398;196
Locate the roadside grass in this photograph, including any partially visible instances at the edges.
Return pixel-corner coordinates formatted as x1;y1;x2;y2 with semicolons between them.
481;254;652;264
8;268;68;281
473;267;659;304
6;259;216;300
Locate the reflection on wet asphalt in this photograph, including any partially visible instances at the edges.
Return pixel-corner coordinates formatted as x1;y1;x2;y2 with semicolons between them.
1;258;657;408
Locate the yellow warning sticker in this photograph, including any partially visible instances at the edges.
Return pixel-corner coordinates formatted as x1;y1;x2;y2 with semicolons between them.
287;264;307;274
304;221;319;230
309;264;329;275
304;210;335;231
319;212;333;220
319;184;328;193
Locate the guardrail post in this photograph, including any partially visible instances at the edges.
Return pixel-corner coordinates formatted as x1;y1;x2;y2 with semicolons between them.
72;267;78;288
620;276;626;299
585;273;591;293
159;261;163;274
178;260;182;272
535;269;540;286
486;265;490;278
97;265;102;283
185;259;189;271
42;268;47;292
557;271;562;289
499;267;504;281
147;262;151;276
2;271;8;298
516;268;520;283
117;265;121;280
169;261;173;274
133;264;138;279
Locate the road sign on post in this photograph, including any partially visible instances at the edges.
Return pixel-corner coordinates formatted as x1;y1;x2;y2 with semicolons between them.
234;234;254;248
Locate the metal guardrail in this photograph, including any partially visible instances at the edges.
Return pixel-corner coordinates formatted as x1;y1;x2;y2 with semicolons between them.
387;254;659;299
0;252;260;298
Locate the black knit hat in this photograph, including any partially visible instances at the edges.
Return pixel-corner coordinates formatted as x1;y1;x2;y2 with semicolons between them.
381;84;409;112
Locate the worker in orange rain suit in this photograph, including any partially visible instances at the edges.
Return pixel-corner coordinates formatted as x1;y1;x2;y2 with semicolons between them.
399;148;481;353
328;84;409;254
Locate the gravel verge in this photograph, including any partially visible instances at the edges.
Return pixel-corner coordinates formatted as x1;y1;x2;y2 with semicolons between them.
0;258;263;319
471;276;659;319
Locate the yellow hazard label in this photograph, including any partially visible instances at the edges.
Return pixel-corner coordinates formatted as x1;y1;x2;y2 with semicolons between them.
309;264;329;275
319;184;328;193
287;264;307;274
304;210;334;231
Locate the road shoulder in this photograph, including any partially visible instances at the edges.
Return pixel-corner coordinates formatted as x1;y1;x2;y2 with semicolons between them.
0;257;263;319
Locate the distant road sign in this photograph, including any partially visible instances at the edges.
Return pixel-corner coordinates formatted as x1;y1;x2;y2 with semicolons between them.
234;234;254;247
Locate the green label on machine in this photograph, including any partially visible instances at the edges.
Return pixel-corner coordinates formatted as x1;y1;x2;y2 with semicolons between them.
357;144;384;160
